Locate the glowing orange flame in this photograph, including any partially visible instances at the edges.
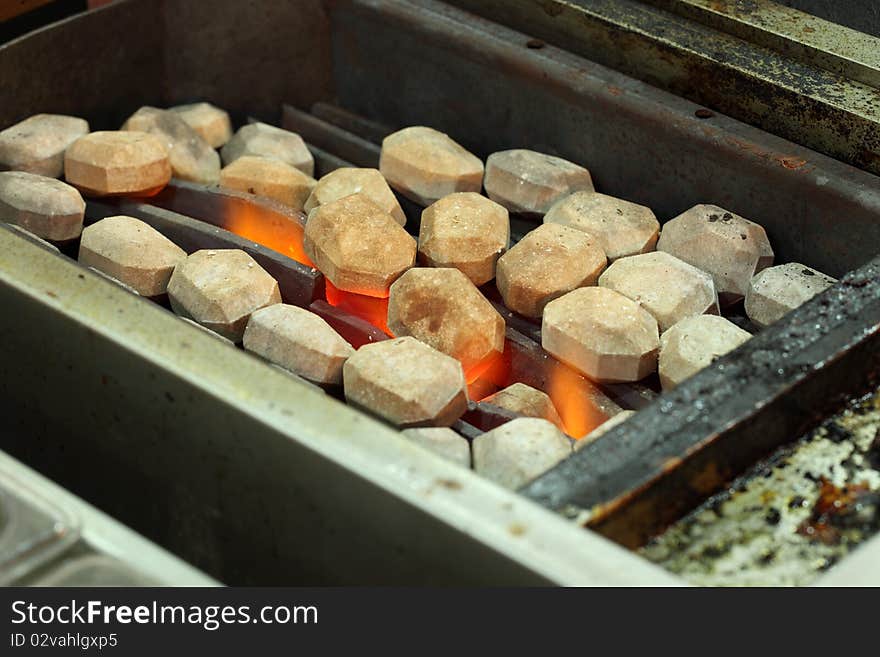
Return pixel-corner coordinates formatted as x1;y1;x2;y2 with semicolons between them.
465;348;510;399
222;203;395;334
546;362;608;439
223;202;314;267
222;202;602;441
324;281;393;336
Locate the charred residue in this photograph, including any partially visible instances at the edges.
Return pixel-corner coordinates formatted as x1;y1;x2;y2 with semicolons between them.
640;386;880;586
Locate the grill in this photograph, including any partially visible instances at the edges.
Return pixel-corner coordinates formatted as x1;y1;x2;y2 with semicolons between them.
1;0;879;585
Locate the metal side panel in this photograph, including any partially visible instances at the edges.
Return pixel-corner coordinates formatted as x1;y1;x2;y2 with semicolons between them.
0;0;164;130
779;1;880;39
0;450;218;586
159;0;335;123
0;0;336;131
329;0;880;277
0;229;680;586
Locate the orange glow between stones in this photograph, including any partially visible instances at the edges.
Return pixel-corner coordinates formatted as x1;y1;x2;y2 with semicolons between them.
224;205;400;335
546;362;606;439
224;204;600;439
464;349;508;398
324;280;393;336
224;203;314;267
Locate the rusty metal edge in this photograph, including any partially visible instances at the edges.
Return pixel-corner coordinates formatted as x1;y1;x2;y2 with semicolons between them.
646;0;880;89
522;256;880;548
446;0;880;174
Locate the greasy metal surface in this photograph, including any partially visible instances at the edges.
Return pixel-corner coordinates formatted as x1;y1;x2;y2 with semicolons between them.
524;256;880;548
331;0;880;277
448;0;880;175
0;227;679;585
0;456;79;585
647;0;880;88
640;387;880;586
780;1;880;38
815;524;880;586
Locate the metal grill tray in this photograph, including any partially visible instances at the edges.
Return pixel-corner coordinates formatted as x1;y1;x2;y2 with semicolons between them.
0;0;878;584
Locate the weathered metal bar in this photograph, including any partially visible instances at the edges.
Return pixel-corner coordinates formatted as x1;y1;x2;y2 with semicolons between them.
308;299;389;349
308;143;355;177
485;295;542;345
523;256;880;548
598;382;660;412
84;197;324;308
311;101;395;145
147;179;319;268
647;0;880;89
150;180;306;228
282;104;381;169
447;0;880;175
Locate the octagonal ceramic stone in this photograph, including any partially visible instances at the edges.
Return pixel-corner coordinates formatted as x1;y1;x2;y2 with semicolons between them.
483;149;594;216
482;383;564;430
496;223;606;319
387;267;505;372
78;215;186;297
418;192;510;285
221;122;314;177
744;263;837;328
220;155;316;210
0;171;84;241
343;336;468;427
304;193;416;296
243;303;354;384
304;167;405;226
542;286;660;383
170;102;233;148
598;251;719;332
0;113;89;178
657;204;774;305
64;131;171;197
658;314;752;390
167;249;281;341
122;106;220;184
401;427;471;468
472;418;572;489
543;191;659;261
379;126;483;206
